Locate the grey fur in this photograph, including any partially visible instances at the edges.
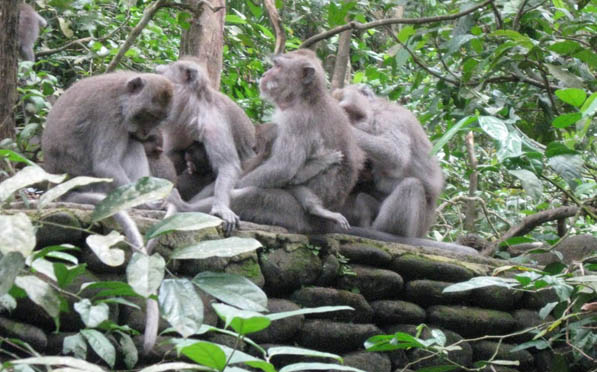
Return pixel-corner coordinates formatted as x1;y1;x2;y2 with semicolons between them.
333;85;444;237
18;3;46;61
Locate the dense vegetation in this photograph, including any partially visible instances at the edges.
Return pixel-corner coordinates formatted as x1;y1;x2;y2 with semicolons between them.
1;0;595;371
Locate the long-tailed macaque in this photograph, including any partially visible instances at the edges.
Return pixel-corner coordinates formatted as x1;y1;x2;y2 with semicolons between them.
185;49;364;231
333;84;444;237
155;57;256;232
139;129;177;183
18;2;47;61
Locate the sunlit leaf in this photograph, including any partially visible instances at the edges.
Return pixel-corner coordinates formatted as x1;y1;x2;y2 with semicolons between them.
0;166;66;202
180;341;227;370
192;272;267;312
172;237;261;260
145;212;222;240
159;279;204;338
14;275;61;318
86;231;126;267
555;88;586;107
74;299;109;328
0;252;26;296
126;253;165;298
80;329;116;368
212;303;271;335
39;176;112;209
508;169;543;200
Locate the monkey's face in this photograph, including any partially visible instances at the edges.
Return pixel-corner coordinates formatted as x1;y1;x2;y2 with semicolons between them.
142;134;164;156
156;60;209;94
126;74;174;134
332;86;372;127
260;50;325;107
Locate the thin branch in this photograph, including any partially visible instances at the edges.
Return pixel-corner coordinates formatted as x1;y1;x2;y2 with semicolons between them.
263;0;285;55
106;0;223;72
512;0;529;30
489;1;503;29
464;131;478;232
300;0;495;48
540;174;597;220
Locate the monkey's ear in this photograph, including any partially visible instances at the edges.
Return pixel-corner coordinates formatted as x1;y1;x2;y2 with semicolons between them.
302;65;316;85
126;76;145;94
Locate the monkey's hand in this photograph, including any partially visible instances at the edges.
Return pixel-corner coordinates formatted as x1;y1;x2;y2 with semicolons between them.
186;159;197;175
323;150;344;166
210;204;239;234
331;212;351;230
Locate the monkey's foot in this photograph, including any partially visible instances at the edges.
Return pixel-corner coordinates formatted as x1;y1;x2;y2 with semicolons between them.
210;205;240;234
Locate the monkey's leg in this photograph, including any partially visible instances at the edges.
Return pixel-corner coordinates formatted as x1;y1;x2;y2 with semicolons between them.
354;192;381;227
372;177;427;237
290;186;350;229
188;187;315;233
290;150;343;185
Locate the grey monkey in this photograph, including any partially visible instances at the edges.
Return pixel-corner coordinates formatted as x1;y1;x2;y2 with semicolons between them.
187;49;364;231
138;129;177;184
333;84;444;238
155;57;256;232
18;2;47;61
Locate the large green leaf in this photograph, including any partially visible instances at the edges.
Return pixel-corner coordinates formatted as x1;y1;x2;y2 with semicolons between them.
0;251;26;296
555;88;586;107
552;112;582;128
180;341;227;370
548;155;583;189
171;237;262;260
14;275;61;318
212;303;271;335
443;276;519;293
0;213;35;257
91;177;172;223
126;252;165;297
145;212;222;240
39;176;112;208
508;169;543;200
159;279;204;338
0;149;36;166
192;272;267;312
74;299;109;328
0;166;66;202
478;116;508;141
431;116;476;155
63;334;88;360
80;329;116;368
85;231;126;267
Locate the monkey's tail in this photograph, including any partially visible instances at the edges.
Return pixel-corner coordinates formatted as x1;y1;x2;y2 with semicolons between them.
340;226;479;256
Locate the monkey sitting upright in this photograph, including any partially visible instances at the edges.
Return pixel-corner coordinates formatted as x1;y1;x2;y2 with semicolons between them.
333;84;444;238
18;2;47;61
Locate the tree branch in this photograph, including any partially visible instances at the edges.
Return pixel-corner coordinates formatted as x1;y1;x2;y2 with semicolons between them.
300;0;495;48
512;0;529;30
263;0;285;55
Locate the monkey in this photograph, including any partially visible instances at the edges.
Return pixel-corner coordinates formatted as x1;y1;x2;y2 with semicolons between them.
332;84;444;238
185;49;364;231
18;2;47;61
136;129;177;184
40;71;183;356
176;141;215;201
155;57;256;232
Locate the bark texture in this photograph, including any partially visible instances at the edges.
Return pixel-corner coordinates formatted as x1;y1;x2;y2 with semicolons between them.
0;0;19;140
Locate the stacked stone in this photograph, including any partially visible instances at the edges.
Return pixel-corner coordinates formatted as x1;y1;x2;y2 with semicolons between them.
0;209;561;371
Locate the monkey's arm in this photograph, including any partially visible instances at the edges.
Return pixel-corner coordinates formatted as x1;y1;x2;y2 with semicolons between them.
289;150;343;185
352;127;411;173
238;132;308;188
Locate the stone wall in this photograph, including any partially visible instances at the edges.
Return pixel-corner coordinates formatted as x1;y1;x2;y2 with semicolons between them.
0;206;560;372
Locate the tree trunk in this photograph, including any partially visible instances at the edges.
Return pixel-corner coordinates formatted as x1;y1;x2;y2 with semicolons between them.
180;0;226;89
0;0;19;140
330;29;351;90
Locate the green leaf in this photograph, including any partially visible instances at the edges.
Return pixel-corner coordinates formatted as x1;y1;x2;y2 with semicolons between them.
496;132;523;161
510;339;550;353
555;88;586;107
580;92;597;117
10;356;104;372
539;301;558;319
85;231;126;267
478;116;508;141
14;275;61;318
145;212;222;240
267;346;342;361
490;30;534;50
545;142;578;157
193;272;267;312
0;166;66;202
126;253;165;297
226;14;247;24
91;177;173;223
74;299;109;328
397;26;415;43
39;176;112;209
431;116;477;155
267;305;354;321
0;252;26;296
574;49;597;69
0;149;36;166
548;40;582;55
117;332;138;369
172;237;262;260
82;281;139;299
53;263;86;289
548;155;583;189
545;63;584;88
443;277;519;293
63;333;87;360
159;279;204;338
508;169;543;200
180;341;227;370
364;332;425;351
80;329;116;368
212;303;271;335
280;363;366;372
